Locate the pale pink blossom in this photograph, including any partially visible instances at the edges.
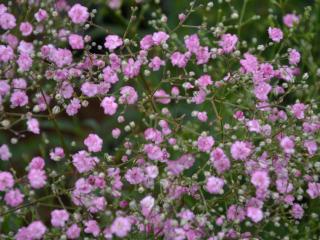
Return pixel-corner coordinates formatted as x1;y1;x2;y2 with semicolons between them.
268;27;283;42
84;133;103;152
68;4;89;24
205;176;224;194
104;35;123;50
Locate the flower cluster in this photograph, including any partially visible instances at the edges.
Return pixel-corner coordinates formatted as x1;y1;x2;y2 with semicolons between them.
0;0;320;239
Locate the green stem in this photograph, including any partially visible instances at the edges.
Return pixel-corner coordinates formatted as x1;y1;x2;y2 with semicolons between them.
39;88;69;156
238;0;249;38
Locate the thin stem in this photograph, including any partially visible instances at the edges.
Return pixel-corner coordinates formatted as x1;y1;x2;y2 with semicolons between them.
238;0;249;38
39;88;69;156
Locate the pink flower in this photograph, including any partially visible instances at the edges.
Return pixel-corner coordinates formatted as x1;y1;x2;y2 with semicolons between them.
205;176;224;194
149;56;165;71
107;0;122;9
291;103;306;119
88;196;107;213
307;182;320;199
171;51;189;68
19;22;33;36
74;178;93;194
28;157;45;170
10;91;29;108
276;178;293;194
51;48;73;68
178;209;195;222
259;63;275;80
27;221;47;239
251;170;270;190
152;31;169;45
15;221;47;240
144;128;163;143
27;118;40;134
140;34;154;50
178;13;186;22
109;53;121;71
0;144;11;161
0;4;6;15
28;169;47;189
143;144;164;161
197;111;208;122
192;89;207;105
246;207;263;223
219;33;238;53
210;148;231;174
110;216;132;237
283;14;299;28
112;128;121;139
50;147;65;161
195;46;210;64
304;140;318;156
197;75;213;88
0;45;14;62
246;119;261;133
4;188;24;207
145;165;159;179
240;53;259;73
97;81;110;95
51;209;69;227
167;154;195;175
125;167;145;184
268;27;283;42
0;13;16;30
84;133;103;152
72;150;99;173
34;9;48;22
288;49;300;65
171;86;180;96
231;141;252;160
184;34;200;53
140;195;155;216
18;223;47;240
154;89;171;104
66;224;81;239
101;96;118;115
0;171;14;191
227;205;246;222
103;66;119;84
280;136;295;154
254;82;272;101
119;86;138;105
68;4;89;24
277;66;295;82
66;98;81;116
59;82;73;99
291;204;304;219
122;58;141;79
15;227;31;240
104;35;123;50
0;80;10;96
17;53;33;71
197;135;215;152
69;34;84;49
12;78;27;89
216;216;224;226
84;220;100;237
234;110;245;121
